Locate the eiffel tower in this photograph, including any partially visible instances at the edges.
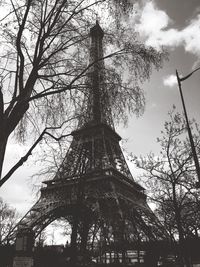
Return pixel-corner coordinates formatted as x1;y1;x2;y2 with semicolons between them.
13;22;167;266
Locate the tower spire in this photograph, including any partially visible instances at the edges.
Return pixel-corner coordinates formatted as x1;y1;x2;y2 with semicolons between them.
79;21;114;128
89;20;104;123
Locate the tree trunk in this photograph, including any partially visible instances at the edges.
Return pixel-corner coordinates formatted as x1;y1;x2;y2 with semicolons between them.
0;134;8;181
0;99;30;187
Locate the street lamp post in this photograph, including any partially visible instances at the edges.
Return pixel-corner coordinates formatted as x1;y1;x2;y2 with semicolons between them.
176;68;200;188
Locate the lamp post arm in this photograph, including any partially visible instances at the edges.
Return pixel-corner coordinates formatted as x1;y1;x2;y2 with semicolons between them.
179;66;200;82
176;70;200;187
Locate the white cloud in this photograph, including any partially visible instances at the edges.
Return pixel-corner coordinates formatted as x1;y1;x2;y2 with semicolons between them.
136;2;170;35
135;1;200;56
182;15;200;55
163;74;177;87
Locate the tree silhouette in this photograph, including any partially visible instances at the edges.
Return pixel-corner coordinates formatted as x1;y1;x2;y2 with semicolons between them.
0;197;18;244
0;0;167;187
134;107;200;267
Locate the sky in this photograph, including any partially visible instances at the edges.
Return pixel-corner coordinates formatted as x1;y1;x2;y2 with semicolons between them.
120;0;200;155
1;0;200;243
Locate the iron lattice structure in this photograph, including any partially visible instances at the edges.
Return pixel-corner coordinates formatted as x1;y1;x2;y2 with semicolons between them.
13;22;167;258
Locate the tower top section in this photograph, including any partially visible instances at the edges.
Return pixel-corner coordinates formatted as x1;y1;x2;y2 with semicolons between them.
90;20;104;39
78;21;114;129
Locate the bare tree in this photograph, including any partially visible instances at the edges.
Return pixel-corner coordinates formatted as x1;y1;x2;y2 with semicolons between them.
35;230;47;247
0;197;18;244
133;107;200;267
0;0;167;187
155;193;200;242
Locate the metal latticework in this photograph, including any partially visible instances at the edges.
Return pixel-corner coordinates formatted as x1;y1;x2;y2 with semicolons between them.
78;21;114;129
13;21;168;264
55;124;133;181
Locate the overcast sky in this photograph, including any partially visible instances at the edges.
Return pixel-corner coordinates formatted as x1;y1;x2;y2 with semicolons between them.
1;0;200;222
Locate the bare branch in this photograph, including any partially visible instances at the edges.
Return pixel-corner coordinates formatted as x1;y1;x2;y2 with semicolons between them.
0;123;72;187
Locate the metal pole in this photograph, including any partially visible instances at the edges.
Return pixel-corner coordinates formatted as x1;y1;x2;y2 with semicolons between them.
176;70;200;188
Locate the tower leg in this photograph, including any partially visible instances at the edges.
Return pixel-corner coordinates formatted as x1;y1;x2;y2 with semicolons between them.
144;242;159;267
80;219;90;264
70;216;79;265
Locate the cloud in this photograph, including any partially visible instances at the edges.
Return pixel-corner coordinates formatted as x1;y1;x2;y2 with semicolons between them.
1;142;40;215
182;16;200;55
135;1;200;56
163;75;177;87
136;1;170;35
1;174;35;215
